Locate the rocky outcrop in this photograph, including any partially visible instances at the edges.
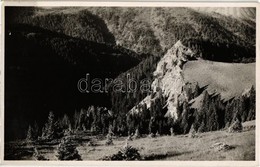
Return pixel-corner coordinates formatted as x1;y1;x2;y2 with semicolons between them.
127;41;255;135
129;40;194;121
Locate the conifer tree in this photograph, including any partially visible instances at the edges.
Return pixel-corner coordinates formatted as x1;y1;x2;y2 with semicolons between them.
26;125;33;141
57;137;82;160
33;121;39;139
42;111;56;140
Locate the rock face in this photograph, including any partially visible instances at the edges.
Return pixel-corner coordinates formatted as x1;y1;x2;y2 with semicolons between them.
152;40;194;120
129;40;194;121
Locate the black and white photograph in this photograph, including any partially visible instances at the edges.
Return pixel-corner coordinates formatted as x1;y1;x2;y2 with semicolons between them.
2;3;258;163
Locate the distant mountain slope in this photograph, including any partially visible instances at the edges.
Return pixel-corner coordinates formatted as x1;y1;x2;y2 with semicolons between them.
192;7;256;21
88;7;255;62
8;7;255;62
183;60;255;100
6;7;116;44
6;23;142;73
88;7;164;56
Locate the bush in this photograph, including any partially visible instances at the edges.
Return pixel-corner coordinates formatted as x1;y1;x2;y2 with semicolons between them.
102;142;141;160
33;147;49;160
105;133;114;145
57;137;82;160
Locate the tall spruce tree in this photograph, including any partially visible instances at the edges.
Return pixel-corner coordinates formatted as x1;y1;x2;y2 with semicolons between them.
26;125;33;141
42;111;56;140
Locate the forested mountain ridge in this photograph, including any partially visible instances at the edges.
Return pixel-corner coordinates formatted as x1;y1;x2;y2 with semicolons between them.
89;7;255;62
6;7;116;45
5;22;146;141
7;7;256;62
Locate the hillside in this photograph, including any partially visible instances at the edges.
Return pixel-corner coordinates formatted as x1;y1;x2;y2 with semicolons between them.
5;23;144;141
6;7;116;44
193;7;256;21
89;7;255;62
183;60;255;100
7;7;256;62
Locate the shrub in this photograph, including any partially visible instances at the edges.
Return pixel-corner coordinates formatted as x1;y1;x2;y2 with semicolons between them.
57;137;82;160
105;133;114;145
102;142;141;160
33;147;48;160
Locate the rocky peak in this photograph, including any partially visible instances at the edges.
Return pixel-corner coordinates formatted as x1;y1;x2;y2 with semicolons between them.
129;41;194;121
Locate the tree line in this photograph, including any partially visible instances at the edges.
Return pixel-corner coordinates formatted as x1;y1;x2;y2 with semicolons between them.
26;84;255;140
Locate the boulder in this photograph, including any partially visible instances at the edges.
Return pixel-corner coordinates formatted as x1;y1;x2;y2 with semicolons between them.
210;142;234;151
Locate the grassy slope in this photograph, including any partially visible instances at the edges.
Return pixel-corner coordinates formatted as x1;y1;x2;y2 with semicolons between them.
5;121;255;160
78;120;255;160
183;60;255;100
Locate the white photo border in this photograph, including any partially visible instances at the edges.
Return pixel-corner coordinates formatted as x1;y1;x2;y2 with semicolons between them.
0;1;259;166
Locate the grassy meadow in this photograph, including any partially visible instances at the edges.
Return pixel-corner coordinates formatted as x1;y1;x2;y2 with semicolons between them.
5;120;255;161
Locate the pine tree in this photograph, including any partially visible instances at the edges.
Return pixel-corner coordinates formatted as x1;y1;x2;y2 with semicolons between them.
228;113;243;133
57;137;82;160
105;129;114;145
188;124;197;138
79;109;86;131
133;128;140;139
33;121;39;139
26;125;33;141
247;86;255;121
43;111;56;140
208;104;219;131
60;114;72;133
